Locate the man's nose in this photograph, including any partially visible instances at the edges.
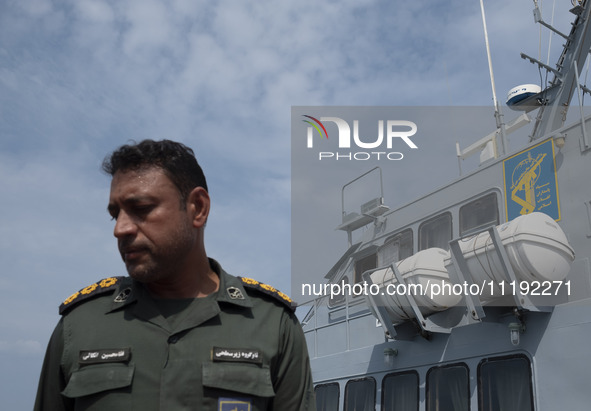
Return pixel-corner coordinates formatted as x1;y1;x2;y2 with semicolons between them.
113;211;136;238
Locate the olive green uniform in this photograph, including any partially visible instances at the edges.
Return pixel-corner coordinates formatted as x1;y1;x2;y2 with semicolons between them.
34;260;315;410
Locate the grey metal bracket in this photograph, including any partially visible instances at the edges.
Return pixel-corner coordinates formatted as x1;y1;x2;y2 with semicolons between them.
362;271;398;340
486;227;550;312
387;262;452;335
448;226;553;315
363;263;453;340
448;239;487;323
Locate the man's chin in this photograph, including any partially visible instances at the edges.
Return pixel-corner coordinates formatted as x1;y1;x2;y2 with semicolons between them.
125;264;156;283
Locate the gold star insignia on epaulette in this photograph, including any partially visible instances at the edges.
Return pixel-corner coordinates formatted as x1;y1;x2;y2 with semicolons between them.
59;277;124;315
239;277;296;312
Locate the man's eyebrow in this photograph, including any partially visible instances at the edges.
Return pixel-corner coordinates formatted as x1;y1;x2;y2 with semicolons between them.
107;203;119;216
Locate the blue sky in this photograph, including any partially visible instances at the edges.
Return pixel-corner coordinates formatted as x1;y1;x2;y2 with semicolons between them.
0;0;579;408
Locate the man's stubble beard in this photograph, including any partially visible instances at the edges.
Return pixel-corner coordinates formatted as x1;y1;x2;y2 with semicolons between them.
124;220;196;284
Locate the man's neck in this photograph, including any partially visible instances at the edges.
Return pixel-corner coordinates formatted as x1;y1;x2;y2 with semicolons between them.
145;259;220;299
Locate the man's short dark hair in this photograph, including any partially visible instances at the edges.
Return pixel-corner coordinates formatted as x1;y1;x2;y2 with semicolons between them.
102;139;208;201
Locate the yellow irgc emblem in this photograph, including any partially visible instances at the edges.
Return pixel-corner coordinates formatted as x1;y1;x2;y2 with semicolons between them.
62;277;119;306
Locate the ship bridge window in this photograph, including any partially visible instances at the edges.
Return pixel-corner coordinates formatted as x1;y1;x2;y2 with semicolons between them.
315;382;340;411
419;212;452;251
478;355;534;411
378;229;413;267
382;371;419;411
344;377;376;411
329;276;348;307
354;253;377;284
460;192;499;236
426;363;469;411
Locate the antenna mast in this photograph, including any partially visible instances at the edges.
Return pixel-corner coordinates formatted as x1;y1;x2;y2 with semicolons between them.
526;0;591;139
480;0;508;156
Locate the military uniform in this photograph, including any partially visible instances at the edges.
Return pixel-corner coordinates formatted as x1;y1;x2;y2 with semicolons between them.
34;260;315;410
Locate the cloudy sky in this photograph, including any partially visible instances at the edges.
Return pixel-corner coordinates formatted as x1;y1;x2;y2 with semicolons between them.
0;0;581;408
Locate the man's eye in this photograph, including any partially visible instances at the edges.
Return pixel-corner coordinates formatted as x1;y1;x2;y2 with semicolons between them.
134;205;154;215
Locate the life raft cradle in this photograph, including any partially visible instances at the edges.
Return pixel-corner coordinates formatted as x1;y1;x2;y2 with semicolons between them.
364;223;557;341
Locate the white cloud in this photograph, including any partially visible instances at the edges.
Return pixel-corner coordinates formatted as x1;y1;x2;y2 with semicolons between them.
121;0;175;57
75;0;115;24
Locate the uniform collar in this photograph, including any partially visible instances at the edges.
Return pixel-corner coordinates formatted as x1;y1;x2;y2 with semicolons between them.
106;258;254;314
107;277;138;313
209;258;254;310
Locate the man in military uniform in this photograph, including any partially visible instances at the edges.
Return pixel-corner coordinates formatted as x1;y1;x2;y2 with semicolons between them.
34;139;316;410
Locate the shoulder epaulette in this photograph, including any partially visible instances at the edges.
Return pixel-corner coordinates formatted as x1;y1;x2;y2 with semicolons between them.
239;277;297;312
59;277;125;315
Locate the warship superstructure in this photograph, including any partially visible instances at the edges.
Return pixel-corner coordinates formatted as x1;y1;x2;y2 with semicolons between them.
302;1;591;410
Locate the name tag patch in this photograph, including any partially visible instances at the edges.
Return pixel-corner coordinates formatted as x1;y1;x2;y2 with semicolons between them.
79;348;131;364
218;397;251;411
212;347;262;365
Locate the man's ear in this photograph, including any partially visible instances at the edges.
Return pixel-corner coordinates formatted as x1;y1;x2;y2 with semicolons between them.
187;186;210;228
